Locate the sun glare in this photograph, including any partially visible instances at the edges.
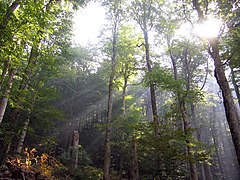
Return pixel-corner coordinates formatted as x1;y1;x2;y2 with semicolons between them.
72;2;106;45
195;18;223;38
177;17;223;40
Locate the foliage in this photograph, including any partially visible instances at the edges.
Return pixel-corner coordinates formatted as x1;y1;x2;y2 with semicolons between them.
222;26;240;69
58;145;92;167
3;148;68;179
73;166;103;180
137;122;187;179
144;65;183;92
144;65;204;104
0;0;238;179
136;122;211;179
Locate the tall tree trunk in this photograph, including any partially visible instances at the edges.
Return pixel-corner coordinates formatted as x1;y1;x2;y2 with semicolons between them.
118;146;124;178
0;107;19;164
2;0;21;27
1;45;39;158
210;39;240;167
180;101;199;180
16;76;44;153
72;130;79;168
0;0;21;48
16;116;30;153
0;70;14;123
143;30;159;135
4;44;38;124
118;73;128;179
210;106;225;179
0;60;10;90
122;74;128;115
103;66;115;180
129;134;139;180
169;44;198;180
0;144;10;165
103;3;119;179
192;0;240;168
201;164;206;180
230;66;240;108
203;163;213;180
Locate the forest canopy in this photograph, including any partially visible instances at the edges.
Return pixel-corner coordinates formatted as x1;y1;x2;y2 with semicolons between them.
0;0;240;179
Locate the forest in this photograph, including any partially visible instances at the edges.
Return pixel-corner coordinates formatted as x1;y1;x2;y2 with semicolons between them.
0;0;240;179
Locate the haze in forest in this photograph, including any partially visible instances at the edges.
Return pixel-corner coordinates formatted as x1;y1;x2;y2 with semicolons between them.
0;0;240;180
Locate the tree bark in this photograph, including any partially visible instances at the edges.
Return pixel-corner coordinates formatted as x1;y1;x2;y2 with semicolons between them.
0;70;14;123
143;30;159;135
180;101;199;180
72;130;79;168
103;3;119;179
103;67;114;180
0;60;10;90
0;107;19;164
0;46;38;160
210;106;225;179
0;45;36;123
192;0;240;168
16;116;30;153
0;144;10;165
169;44;198;180
2;0;21;27
210;38;240;167
230;66;240;108
118;72;128;179
0;0;21;47
129;134;139;180
203;163;213;180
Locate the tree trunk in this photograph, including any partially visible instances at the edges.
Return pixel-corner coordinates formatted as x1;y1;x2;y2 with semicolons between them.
0;48;35;123
0;0;21;48
103;4;119;179
1;47;39;157
118;152;124;179
203;163;213;180
192;0;240;168
210;106;225;179
129;134;139;180
0;108;18;164
201;164;206;180
0;70;14;123
2;0;21;27
0;144;10;165
0;60;10;90
230;66;240;108
169;45;198;180
119;72;128;179
210;38;240;167
72;130;79;168
16;116;30;153
143;30;159;135
180;102;198;180
103;71;114;180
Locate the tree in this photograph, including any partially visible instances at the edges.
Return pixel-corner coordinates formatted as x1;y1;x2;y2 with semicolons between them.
100;1;124;179
130;0;162;135
169;44;199;180
192;0;240;167
0;0;85;164
113;25;142;179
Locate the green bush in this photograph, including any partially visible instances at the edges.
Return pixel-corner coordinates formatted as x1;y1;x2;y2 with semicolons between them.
73;166;103;180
